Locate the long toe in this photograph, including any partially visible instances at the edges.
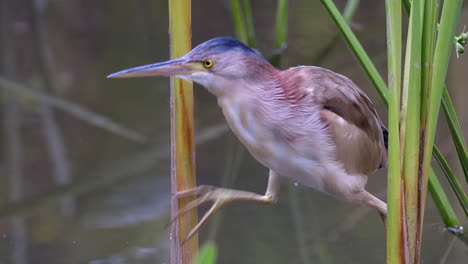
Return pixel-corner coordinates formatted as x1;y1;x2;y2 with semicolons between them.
172;185;276;243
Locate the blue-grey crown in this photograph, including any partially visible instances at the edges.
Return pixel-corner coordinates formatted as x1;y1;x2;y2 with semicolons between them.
190;37;265;59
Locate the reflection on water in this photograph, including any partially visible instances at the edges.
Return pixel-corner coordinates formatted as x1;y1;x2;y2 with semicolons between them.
89;247;162;264
81;176;170;229
0;1;467;264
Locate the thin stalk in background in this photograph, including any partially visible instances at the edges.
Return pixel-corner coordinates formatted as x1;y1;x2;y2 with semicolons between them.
312;0;360;65
433;147;468;217
241;0;256;47
0;77;147;143
269;0;288;66
230;0;256;47
230;0;248;43
206;137;244;241
1;2;28;263
274;0;288;49
27;0;75;217
168;0;198;263
0;124;228;220
441;87;468;183
428;169;461;229
268;0;288;67
319;0;388;102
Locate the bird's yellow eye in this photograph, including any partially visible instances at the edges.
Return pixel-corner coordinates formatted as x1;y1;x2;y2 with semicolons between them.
202;59;214;68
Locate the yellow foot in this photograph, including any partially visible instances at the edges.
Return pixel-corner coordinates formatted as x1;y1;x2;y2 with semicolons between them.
172;185;275;243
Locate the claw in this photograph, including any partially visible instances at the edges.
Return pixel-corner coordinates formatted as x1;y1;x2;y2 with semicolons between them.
181;201;222;244
168;185;227;244
174;185;215;198
168;185;274;244
170;193;210;223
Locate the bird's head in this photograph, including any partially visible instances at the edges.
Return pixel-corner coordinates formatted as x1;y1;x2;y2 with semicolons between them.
108;37;271;95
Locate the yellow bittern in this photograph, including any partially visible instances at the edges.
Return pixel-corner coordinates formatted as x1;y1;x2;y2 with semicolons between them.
108;37;387;241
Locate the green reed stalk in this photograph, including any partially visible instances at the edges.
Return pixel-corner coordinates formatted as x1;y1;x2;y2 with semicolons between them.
418;2;463;262
401;0;422;261
319;0;461;233
385;0;405;262
241;0;256;47
274;0;288;50
408;0;463;262
319;0;388;102
230;0;248;43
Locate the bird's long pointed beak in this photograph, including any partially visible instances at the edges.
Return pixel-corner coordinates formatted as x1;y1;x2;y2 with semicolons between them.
107;58;197;78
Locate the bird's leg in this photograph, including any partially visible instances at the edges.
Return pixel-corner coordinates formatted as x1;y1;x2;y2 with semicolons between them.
173;170;281;242
355;189;387;223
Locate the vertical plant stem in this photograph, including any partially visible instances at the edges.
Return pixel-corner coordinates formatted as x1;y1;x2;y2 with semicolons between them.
404;0;468;188
269;0;289;67
385;0;405;263
287;187;313;264
1;1;27;264
230;0;248;43
401;0;422;261
27;0;75;216
169;0;198;263
418;0;463;262
320;0;462;237
420;0;439;119
241;0;256;47
274;0;288;50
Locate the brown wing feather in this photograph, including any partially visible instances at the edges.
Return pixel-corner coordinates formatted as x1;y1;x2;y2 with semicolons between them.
292;66;387;174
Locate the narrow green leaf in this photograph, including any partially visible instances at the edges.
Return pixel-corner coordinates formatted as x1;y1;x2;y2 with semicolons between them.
342;0;360;21
319;0;388;103
403;0;468;187
400;0;467;228
442;88;468;183
310;0;360;66
417;2;464;261
420;0;464;217
433;147;468;217
274;0;288;49
269;0;289;67
241;0;256;47
401;0;422;259
230;0;248;43
320;0;462;232
420;0;439;120
194;242;218;264
402;0;411;14
428;169;462;229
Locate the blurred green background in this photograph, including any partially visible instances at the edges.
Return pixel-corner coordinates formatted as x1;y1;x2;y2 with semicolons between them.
0;0;467;263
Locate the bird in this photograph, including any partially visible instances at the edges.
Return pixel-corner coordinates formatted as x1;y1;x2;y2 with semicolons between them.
108;37;388;241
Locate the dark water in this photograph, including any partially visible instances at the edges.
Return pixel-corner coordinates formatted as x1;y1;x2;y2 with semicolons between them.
0;1;467;263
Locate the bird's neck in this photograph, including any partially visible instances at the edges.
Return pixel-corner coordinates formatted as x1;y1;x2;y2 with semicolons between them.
217;65;308;108
217;62;280;101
